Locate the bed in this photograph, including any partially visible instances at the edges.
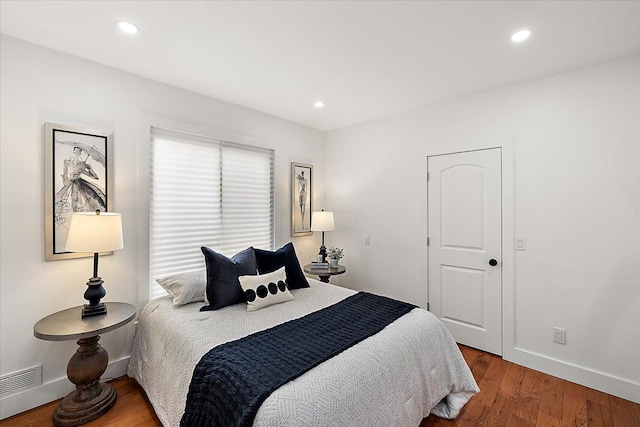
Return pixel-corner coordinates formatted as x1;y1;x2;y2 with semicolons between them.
128;278;478;426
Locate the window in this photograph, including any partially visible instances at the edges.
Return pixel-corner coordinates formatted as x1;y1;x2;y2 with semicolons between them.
149;127;274;300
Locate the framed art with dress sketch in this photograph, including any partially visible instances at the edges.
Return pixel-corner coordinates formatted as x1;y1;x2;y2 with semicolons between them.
291;162;312;237
44;122;114;260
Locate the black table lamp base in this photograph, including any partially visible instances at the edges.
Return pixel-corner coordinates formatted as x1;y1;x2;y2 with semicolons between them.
82;276;107;318
318;244;327;263
318;231;328;263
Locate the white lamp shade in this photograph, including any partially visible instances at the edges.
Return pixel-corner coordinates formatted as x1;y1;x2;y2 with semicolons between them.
311;211;335;232
65;212;124;253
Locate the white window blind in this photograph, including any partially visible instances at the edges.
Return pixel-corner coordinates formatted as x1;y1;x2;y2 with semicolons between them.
149;127;274;300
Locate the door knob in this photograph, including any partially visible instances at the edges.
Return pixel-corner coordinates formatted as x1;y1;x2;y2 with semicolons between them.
489;259;498;266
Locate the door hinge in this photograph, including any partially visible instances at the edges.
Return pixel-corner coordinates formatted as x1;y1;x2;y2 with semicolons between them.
427;237;430;246
426;172;430;181
427;302;430;311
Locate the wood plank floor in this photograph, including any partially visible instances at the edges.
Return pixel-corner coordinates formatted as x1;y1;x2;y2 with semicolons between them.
421;346;640;427
0;378;161;427
3;345;639;427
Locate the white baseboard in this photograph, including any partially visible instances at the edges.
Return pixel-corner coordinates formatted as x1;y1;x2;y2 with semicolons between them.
0;356;130;420
513;347;640;403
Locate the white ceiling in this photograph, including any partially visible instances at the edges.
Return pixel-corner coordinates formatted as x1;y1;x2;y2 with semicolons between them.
2;1;640;131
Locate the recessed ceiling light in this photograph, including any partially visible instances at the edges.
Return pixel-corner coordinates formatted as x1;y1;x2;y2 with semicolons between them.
117;21;139;34
314;101;325;108
511;29;531;43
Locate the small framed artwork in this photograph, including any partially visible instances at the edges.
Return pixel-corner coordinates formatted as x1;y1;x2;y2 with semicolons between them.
44;123;114;260
291;162;313;237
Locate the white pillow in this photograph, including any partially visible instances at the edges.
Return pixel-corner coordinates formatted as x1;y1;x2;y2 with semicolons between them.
156;269;206;306
238;267;294;311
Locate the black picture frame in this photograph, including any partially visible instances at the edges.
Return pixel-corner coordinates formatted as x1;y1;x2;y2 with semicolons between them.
291;162;312;237
44;122;114;260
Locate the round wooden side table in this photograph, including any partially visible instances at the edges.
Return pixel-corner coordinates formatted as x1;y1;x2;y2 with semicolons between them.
33;302;136;426
303;264;346;283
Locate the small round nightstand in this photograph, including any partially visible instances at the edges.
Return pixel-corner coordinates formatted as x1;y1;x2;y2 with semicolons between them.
303;264;346;283
33;302;136;426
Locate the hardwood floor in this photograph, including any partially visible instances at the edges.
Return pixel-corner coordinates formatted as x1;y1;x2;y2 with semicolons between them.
0;377;161;427
421;346;640;427
3;345;638;427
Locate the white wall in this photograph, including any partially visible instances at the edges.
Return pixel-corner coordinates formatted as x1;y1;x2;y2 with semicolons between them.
326;54;640;402
0;35;325;417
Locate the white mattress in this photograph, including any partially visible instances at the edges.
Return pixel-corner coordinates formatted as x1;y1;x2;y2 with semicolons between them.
127;279;478;426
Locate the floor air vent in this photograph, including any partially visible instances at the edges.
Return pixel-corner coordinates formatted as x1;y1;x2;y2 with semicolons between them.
0;365;42;397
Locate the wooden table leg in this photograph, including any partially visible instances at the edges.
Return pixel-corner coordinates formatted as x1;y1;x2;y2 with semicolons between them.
53;335;116;426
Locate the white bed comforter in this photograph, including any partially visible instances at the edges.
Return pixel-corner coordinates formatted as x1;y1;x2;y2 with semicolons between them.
127;279;478;427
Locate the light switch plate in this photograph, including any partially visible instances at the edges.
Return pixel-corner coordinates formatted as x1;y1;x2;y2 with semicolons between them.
515;237;526;251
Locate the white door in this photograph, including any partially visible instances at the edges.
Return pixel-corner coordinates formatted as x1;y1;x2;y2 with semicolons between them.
428;148;502;355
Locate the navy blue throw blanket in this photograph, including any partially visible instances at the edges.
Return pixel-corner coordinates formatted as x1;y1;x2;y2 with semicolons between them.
180;292;416;427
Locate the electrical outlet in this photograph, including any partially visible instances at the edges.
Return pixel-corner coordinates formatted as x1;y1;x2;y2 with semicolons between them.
515;237;526;251
553;327;566;345
364;235;370;245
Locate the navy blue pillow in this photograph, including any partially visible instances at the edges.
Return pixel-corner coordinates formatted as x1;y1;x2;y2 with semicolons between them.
253;242;309;289
200;247;257;311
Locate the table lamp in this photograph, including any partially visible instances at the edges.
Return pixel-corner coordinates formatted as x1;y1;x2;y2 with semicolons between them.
311;210;335;263
65;211;124;318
